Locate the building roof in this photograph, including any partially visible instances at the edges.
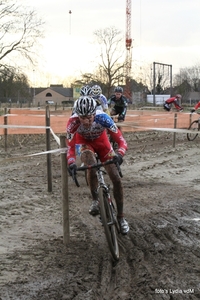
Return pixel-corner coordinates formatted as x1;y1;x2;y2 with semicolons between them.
187;91;200;100
35;87;73;98
50;87;73;97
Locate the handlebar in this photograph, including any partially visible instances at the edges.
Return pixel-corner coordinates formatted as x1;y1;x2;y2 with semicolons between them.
76;159;115;171
70;159;123;187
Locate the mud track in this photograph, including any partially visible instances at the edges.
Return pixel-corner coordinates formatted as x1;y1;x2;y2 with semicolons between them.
0;131;200;300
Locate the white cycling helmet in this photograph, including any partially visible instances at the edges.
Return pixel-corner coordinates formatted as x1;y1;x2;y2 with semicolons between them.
75;96;97;116
91;85;102;97
80;85;92;96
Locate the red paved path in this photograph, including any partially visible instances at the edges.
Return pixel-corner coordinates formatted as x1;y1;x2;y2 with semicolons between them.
0;108;194;135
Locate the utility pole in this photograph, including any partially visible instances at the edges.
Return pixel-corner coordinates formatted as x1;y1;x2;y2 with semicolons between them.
124;0;132;101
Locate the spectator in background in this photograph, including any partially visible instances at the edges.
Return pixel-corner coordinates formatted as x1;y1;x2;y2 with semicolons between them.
163;94;183;112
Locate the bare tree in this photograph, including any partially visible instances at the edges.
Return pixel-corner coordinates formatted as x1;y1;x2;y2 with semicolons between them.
0;0;44;66
174;65;200;92
93;27;126;96
0;66;31;102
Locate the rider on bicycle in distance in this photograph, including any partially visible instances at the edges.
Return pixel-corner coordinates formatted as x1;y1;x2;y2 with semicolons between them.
191;100;200;113
91;84;109;114
163;94;183;112
71;85;92;115
66;96;129;235
107;86;128;122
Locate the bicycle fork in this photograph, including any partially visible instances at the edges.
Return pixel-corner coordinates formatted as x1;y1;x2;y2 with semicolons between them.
96;169;111;201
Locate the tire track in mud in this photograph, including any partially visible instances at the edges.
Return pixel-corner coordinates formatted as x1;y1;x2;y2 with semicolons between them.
113;194;200;299
1;133;200;299
68;177;200;299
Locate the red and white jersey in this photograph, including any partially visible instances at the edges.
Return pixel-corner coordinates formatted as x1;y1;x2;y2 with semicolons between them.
66;110;127;164
165;97;182;110
194;101;200;110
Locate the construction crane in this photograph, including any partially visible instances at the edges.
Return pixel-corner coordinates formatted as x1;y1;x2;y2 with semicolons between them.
124;0;132;100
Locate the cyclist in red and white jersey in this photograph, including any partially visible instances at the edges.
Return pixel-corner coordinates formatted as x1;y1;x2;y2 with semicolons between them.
66;96;129;235
163;94;183;112
191;101;200;113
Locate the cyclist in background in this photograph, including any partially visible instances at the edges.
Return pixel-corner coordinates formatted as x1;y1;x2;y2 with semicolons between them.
191;101;200;113
66;96;129;235
80;85;92;96
107;86;128;122
72;85;92;115
91;84;109;114
163;94;183;112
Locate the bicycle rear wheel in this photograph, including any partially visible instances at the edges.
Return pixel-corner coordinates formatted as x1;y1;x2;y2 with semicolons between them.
99;186;119;261
187;120;200;141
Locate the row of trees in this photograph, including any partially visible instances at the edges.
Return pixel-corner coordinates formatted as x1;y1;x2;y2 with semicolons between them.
72;27;200;101
0;1;199;104
0;67;31;103
0;0;43;102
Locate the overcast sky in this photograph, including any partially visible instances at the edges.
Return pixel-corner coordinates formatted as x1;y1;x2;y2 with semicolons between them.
24;0;200;86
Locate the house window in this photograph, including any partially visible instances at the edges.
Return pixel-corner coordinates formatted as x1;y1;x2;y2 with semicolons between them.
46;93;52;97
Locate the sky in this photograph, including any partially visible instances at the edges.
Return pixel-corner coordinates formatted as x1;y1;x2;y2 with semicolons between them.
22;0;200;87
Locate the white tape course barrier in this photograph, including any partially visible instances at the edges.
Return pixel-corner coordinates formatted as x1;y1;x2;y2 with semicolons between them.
0;124;63;164
0;122;197;164
0;124;61;145
0;147;68;164
116;122;195;134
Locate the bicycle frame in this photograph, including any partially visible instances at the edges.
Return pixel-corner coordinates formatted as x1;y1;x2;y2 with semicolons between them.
71;159;121;261
96;168;118;228
96;167;109;192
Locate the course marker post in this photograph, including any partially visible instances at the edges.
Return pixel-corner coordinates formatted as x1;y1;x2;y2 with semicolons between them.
173;113;177;148
60;135;69;245
46;105;52;192
189;112;192;126
4;108;8;151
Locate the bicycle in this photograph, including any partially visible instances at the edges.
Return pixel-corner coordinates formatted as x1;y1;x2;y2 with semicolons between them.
187;113;200;141
71;158;122;261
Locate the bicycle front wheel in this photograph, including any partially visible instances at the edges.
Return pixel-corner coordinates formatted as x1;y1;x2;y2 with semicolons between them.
187;120;200;141
99;187;119;261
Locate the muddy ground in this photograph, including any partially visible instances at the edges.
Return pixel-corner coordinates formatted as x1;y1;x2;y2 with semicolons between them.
0;131;200;300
